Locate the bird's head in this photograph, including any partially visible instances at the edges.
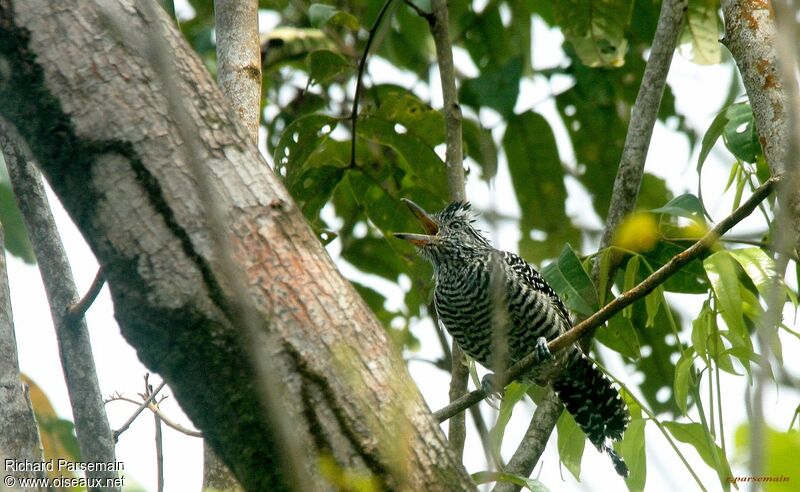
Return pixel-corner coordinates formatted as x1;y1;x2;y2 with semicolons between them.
393;199;491;264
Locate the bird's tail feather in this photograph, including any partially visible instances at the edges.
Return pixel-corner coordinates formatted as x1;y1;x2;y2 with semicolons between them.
553;352;630;477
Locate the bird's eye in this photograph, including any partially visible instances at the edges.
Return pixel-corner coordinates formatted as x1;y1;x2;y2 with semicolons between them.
451;222;462;230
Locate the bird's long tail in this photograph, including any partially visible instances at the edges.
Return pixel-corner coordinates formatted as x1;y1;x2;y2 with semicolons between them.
552;351;630;477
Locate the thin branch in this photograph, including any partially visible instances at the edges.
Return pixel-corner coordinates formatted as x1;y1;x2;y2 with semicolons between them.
427;0;470;458
434;175;781;423
112;380;167;441
0;119;120;490
63;268;105;326
107;393;204;438
350;0;395;166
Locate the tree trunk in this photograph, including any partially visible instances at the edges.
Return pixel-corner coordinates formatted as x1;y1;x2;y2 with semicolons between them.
0;1;473;490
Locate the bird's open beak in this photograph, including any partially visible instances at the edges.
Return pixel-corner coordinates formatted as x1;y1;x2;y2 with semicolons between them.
393;199;439;246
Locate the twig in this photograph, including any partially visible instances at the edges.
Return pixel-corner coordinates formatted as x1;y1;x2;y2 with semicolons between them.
0;119;120;490
349;0;395;166
107;393;204;438
112;380;167;441
434;175;781;423
153;386;165;492
63;268;105;326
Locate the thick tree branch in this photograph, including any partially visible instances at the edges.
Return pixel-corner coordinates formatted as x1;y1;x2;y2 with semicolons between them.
435;175;781;423
0;2;474;489
722;0;800;253
210;2;261;487
0;120;119;489
215;0;261;142
0;223;46;482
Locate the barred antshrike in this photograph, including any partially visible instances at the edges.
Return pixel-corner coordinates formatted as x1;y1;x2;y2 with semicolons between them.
394;199;629;477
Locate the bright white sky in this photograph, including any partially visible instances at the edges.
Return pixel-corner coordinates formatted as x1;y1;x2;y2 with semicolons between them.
8;4;800;492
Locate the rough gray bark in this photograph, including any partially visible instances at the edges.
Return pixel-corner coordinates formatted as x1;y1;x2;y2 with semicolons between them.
0;121;119;489
214;0;261;142
0;218;47;485
0;1;474;490
205;2;261;489
721;0;800;253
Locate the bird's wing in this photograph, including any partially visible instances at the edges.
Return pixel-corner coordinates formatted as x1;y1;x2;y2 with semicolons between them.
501;251;572;325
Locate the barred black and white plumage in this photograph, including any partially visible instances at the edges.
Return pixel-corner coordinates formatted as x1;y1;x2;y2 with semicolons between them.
395;200;630;477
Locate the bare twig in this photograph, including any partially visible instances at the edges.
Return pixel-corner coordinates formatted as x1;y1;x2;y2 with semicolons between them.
0;119;119;490
63;268;105;326
107;392;204;438
434;175;781;423
112;380;167;440
350;0;395;166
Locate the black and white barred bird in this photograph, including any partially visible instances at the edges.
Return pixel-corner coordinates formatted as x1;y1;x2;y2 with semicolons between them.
394;199;629;477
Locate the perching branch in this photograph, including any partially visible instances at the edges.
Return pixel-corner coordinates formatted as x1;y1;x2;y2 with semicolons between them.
0;120;120;490
434;175;781;423
112;380;167;440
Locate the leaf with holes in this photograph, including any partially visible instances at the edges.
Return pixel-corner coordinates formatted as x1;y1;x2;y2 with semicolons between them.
273;114;337;180
554;0;634;67
723;103;762;163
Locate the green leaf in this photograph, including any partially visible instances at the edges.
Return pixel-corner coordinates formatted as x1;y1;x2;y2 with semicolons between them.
0;180;35;263
650;194;705;222
370;90;446;148
728;247;779;300
490;382;529;460
308;4;359;31
704;251;749;347
273;114;337;178
663;421;730;477
596;314;641;359
556;410;586;480
554;0;634;67
460;57;523;117
723;103;762;163
619;419;646;492
541;244;599;316
462;118;498;181
357;118;448;202
641;242;708;294
697;102;729;173
673;350;695;415
503;111;578;262
305;50;351;85
680;0;722;65
471;471;550;491
462;7;512;70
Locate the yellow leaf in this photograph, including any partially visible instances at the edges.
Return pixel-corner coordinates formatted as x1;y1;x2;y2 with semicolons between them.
612;213;659;253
